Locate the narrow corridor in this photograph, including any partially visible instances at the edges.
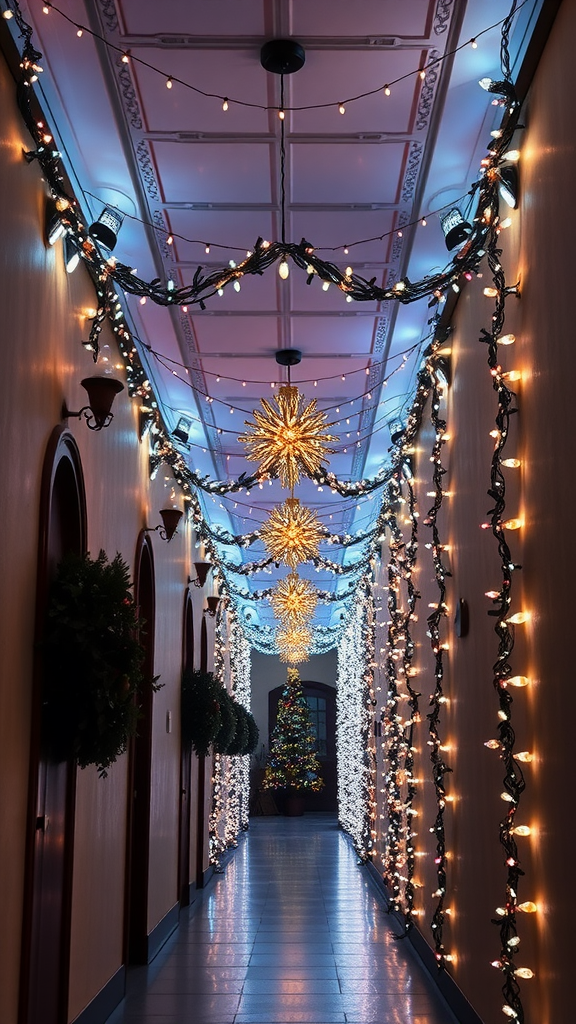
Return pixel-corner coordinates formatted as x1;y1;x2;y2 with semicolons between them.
107;814;458;1024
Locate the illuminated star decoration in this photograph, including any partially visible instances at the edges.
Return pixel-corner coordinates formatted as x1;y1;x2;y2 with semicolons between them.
277;625;312;664
270;572;318;626
239;384;338;490
259;497;323;569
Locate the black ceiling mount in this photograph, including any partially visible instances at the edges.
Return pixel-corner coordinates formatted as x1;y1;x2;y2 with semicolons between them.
260;39;305;76
275;348;302;367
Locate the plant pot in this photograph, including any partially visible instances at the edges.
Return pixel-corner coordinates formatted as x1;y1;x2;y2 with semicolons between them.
285;792;304;817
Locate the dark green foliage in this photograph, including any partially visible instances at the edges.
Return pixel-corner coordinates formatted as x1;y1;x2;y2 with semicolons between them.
181;669;258;757
244;710;259;755
227;702;249;755
181;668;222;757
213;687;237;754
42;550;152;778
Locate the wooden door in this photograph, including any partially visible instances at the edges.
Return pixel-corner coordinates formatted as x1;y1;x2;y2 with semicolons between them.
125;535;155;963
195;617;208;888
20;429;86;1024
178;593;194;906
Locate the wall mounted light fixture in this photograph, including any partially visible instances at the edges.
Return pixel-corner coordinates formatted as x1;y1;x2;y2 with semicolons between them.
189;562;212;588
88;206;124;251
145;508;183;543
62;376;124;430
204;596;221;617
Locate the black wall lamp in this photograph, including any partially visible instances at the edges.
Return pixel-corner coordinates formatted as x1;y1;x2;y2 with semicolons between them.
62;376;124;430
189;562;212;588
204;596;221;617
145;508;183;543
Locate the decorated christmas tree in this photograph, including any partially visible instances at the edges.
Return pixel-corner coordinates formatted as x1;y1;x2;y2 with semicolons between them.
263;668;324;792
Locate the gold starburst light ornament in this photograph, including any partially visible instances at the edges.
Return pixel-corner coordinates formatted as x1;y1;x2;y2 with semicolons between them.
277;624;312;664
260;497;323;568
270;572;318;626
239;384;337;489
280;646;310;665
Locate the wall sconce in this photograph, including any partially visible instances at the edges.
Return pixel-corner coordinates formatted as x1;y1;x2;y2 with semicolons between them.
88;206;124;251
388;418;405;445
204;596;221;617
441;208;472;251
45;197;65;247
189;562;212;588
498;165;519;209
64;234;80;273
145;508;183;543
63;376;124;430
172;415;193;446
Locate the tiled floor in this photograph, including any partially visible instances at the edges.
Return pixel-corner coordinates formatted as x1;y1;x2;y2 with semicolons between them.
107;813;458;1024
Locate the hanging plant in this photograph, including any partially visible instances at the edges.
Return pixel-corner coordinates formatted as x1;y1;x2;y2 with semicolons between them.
42;550;157;778
244;710;260;755
227;702;250;755
213;687;237;754
181;668;223;756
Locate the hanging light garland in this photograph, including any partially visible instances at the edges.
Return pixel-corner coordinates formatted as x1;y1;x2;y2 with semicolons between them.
239;384;337;490
422;365;454;968
336;574;376;861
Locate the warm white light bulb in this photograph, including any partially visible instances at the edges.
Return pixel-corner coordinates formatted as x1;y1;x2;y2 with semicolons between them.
508;676;529;688
278;259;290;280
339;103;346;114
222;98;229;111
497;333;516;345
506;612;529;625
504;149;520;162
512;824;532;836
479;77;493;91
384;85;391;96
502;458;521;468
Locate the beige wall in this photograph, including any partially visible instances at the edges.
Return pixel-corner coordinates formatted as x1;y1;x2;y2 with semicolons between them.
372;5;576;1023
0;43;214;1023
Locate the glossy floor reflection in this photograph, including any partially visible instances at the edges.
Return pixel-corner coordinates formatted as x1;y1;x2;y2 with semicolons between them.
107;814;458;1024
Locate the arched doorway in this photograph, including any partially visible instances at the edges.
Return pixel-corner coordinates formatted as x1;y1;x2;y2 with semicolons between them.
125;534;155;963
195;617;209;887
20;428;86;1024
268;680;337;812
178;591;194;906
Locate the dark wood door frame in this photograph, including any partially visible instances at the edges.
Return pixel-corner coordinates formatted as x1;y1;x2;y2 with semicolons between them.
19;427;86;1024
196;617;208;888
178;591;194;907
124;532;155;964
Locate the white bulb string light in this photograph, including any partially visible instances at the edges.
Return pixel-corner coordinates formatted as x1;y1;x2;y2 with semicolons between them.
336;574;376;861
422;368;454;967
40;0;524;119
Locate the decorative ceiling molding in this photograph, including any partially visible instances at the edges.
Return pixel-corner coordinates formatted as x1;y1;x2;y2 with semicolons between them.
96;0;119;34
433;0;456;36
415;49;442;131
136;140;160;201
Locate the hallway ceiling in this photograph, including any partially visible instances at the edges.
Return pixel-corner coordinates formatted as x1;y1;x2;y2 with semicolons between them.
13;0;542;644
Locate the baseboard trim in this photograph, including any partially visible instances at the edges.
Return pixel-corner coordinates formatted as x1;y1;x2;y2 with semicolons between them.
70;966;125;1024
365;858;484;1024
147;902;179;963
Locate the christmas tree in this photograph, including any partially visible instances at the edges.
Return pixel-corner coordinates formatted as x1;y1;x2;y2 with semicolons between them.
263;668;324;792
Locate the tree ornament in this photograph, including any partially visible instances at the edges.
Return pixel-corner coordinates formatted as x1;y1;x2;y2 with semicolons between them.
239;384;337;489
270;571;318;626
260;497;323;568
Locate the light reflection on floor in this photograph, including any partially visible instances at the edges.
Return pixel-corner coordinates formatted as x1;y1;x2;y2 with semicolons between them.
106;813;458;1024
